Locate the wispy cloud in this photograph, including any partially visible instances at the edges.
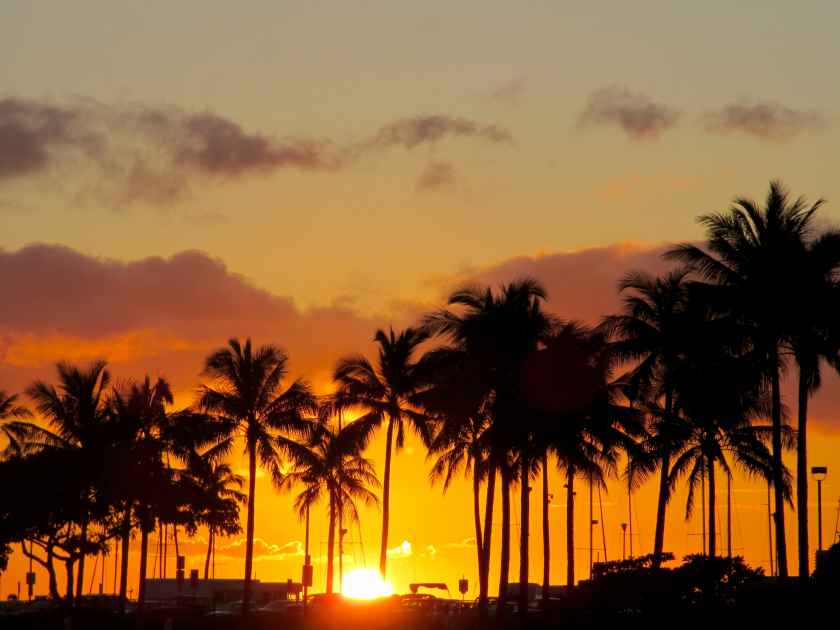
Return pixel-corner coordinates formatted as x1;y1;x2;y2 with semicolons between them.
0;97;514;207
578;86;680;140
444;537;477;549
386;540;413;558
416;161;457;191
702;101;824;141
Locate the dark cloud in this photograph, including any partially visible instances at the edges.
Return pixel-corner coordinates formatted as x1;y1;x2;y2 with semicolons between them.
579;86;680;140
366;115;513;150
702;102;824;141
0;98;513;206
416;161;457;191
0;244;383;392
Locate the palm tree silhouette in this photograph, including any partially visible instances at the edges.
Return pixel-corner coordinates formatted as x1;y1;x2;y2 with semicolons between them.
420;346;492;605
604;269;689;568
332;327;431;578
24;361;110;605
197;338;318;610
425;278;552;620
280;414;379;593
183;452;246;579
538;322;643;585
668;181;824;577
0;390;32;457
664;296;786;557
786;227;840;577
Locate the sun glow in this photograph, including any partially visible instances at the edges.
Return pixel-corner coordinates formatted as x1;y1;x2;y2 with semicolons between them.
342;568;394;600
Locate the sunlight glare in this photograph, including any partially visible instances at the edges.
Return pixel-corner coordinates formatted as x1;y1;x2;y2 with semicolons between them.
342;568;394;599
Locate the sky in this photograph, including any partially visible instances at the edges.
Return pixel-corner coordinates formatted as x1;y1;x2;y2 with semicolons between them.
2;1;840;599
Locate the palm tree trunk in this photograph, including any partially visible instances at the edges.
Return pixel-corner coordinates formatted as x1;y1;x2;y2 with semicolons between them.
75;517;87;606
479;459;496;614
326;493;337;594
243;438;258;610
770;358;789;577
797;368;809;579
541;450;550;603
708;456;716;558
566;464;575;586
204;528;213;580
496;470;511;625
64;559;74;602
472;460;484;598
47;545;59;600
137;527;149;612
652;388;674;568
379;417;395;578
118;506;131;613
518;452;530;623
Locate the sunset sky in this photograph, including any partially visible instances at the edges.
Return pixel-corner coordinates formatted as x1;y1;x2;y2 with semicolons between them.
2;1;840;598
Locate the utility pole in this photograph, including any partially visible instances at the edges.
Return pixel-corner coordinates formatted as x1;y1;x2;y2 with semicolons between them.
726;474;732;559
627;475;634;559
767;482;775;577
589;474;594;580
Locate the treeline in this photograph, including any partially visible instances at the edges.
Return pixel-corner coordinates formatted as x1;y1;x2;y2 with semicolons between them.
1;181;837;623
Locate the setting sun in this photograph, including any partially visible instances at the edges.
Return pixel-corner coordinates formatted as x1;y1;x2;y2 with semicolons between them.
342;568;394;600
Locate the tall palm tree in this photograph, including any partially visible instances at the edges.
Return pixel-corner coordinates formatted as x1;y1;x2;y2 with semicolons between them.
786;229;840;577
280;416;379;593
538;322;643;586
665;300;791;557
332;327;431;578
0;390;32;457
425;278;552;618
603;269;689;567
420;346;492;604
667;181;825;577
198;338;318;609
25;361;111;604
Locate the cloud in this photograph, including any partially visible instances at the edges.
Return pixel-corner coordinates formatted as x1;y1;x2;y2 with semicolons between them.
416;161;457;191
578;86;680;140
488;77;526;106
443;537;476;549
0;98;513;206
422;545;437;559
365;115;513;150
386;540;412;558
702;101;823;141
0;243;385;395
0;98;340;205
217;538;303;561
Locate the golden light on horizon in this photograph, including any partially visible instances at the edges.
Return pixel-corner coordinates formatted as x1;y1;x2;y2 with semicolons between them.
342;568;394;600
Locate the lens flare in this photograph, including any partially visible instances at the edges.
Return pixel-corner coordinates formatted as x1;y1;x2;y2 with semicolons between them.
342;568;394;599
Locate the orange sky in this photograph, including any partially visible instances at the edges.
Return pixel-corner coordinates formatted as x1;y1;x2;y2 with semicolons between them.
3;1;840;600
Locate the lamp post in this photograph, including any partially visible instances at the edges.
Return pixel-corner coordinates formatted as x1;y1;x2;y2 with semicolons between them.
812;466;828;552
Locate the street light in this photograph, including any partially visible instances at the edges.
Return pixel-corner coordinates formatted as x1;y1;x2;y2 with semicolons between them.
812;466;828;551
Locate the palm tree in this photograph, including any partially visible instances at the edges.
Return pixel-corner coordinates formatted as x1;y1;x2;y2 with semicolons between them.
603;269;689;567
786;229;840;577
539;322;643;585
425;278;552;618
197;338;318;609
183;452;246;579
0;390;32;457
25;361;111;604
280;415;379;593
665;300;791;557
667;181;825;577
420;346;492;604
332;327;431;578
